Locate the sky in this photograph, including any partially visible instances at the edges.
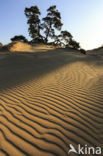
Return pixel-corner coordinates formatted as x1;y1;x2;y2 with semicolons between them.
0;0;103;50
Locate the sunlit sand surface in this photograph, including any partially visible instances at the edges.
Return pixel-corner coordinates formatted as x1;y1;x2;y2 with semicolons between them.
0;43;103;156
9;41;57;53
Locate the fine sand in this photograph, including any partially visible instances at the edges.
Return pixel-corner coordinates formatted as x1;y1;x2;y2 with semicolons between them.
0;43;103;156
9;42;58;52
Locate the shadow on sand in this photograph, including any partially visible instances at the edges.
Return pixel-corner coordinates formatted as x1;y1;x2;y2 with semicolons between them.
0;48;103;92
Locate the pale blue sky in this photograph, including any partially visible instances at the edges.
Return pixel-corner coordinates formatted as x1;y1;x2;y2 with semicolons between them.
0;0;103;50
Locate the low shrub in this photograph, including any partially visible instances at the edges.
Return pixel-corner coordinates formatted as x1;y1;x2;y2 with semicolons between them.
80;49;86;54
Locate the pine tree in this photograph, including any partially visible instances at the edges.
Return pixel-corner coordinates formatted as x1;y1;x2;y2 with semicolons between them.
25;6;43;43
42;5;63;43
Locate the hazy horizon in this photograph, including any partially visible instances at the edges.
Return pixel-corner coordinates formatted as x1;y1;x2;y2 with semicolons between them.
0;0;103;50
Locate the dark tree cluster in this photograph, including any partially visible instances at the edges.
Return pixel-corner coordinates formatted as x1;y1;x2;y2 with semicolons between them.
10;5;82;51
11;35;28;43
69;39;80;50
24;5;80;50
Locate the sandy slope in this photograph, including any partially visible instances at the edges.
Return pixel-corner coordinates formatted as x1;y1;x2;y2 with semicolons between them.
87;47;103;56
9;41;58;52
0;46;103;156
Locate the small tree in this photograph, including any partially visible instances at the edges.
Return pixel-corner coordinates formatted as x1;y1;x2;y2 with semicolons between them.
53;31;73;47
25;6;43;43
80;48;86;54
11;35;28;42
69;38;80;50
42;5;63;43
60;30;73;45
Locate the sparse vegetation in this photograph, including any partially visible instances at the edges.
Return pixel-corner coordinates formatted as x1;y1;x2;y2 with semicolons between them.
68;38;80;50
24;5;82;50
0;45;9;52
11;35;28;43
9;5;85;52
80;48;86;54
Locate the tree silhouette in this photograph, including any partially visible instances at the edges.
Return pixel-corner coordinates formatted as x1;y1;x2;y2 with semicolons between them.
11;35;28;42
80;48;86;54
24;5;82;50
25;6;43;43
53;31;73;47
42;5;63;43
53;34;63;46
60;30;73;45
69;38;80;50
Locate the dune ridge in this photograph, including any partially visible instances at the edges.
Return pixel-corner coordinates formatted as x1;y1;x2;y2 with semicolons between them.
9;42;58;53
0;47;103;156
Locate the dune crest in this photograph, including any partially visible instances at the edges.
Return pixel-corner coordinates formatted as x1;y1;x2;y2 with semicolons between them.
9;41;58;53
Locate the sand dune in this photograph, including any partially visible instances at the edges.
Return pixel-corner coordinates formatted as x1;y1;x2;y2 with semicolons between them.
9;41;58;53
87;47;103;56
0;46;103;156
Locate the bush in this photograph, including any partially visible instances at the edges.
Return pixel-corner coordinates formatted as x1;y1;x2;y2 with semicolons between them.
69;39;80;50
11;35;28;43
80;49;86;54
0;42;3;47
0;45;9;51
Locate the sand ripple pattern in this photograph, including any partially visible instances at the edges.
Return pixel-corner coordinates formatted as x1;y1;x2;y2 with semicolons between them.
0;61;103;156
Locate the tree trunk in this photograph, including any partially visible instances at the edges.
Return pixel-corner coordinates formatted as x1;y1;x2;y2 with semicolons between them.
45;22;52;43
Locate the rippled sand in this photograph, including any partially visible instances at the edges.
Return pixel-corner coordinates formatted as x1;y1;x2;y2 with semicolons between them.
0;46;103;156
